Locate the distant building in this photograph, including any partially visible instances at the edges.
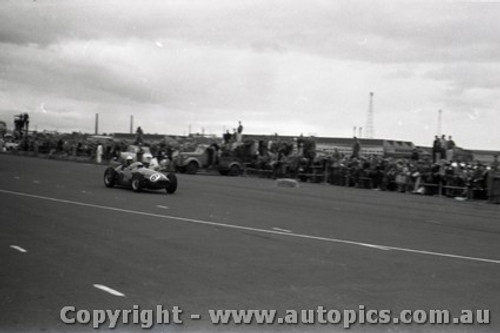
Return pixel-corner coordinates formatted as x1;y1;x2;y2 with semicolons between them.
243;134;415;158
471;150;500;164
315;137;385;157
113;132;174;144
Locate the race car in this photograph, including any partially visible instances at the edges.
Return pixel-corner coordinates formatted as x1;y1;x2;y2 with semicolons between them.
103;161;178;194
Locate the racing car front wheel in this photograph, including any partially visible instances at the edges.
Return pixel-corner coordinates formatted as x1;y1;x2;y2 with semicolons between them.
104;167;116;187
165;173;178;194
131;174;144;192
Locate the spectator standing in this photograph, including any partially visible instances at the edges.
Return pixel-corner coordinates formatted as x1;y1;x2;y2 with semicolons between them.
207;142;221;168
351;137;361;159
223;130;232;145
206;142;215;169
231;128;238;149
57;139;64;153
135;126;144;145
439;135;447;161
272;149;285;179
432;136;440;162
96;144;103;164
446;136;455;161
268;133;279;151
296;134;304;156
488;155;500;204
258;140;266;157
136;145;144;162
492;155;499;172
237;121;243;143
333;148;341;161
410;148;419;161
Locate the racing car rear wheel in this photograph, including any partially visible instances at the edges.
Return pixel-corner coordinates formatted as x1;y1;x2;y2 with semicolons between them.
131;174;144;192
104;167;116;187
165;173;178;194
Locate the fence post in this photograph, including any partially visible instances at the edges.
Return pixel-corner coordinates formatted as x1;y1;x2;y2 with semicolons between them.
323;163;328;184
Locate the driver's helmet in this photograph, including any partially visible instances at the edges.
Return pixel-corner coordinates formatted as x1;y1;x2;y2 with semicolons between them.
126;155;133;165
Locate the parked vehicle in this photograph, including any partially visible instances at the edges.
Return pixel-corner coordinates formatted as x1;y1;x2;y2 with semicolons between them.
4;141;19;151
174;144;210;174
174;144;243;176
218;153;243;176
119;145;153;162
2;134;19;151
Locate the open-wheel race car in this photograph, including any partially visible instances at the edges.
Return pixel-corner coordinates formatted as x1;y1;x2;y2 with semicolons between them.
104;162;178;194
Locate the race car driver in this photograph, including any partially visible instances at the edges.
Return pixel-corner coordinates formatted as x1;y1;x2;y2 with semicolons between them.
121;155;134;170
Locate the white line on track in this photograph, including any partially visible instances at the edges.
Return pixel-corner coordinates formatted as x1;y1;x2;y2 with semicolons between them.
93;284;125;297
272;227;292;233
358;243;391;251
1;188;500;265
10;245;27;253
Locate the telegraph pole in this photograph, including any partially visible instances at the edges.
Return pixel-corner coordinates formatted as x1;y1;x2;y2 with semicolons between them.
365;92;374;138
95;113;99;135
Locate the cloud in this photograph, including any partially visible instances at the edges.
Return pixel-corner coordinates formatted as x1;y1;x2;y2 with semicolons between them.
426;63;500;92
3;0;500;63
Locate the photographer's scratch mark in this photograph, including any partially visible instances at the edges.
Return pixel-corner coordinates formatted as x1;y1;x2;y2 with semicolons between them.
10;245;27;253
93;284;125;297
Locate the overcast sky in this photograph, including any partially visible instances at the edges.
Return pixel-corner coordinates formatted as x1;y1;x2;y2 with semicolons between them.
1;0;499;149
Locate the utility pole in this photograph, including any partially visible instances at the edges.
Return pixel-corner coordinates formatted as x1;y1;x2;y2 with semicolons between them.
95;113;99;135
365;92;374;138
130;115;134;134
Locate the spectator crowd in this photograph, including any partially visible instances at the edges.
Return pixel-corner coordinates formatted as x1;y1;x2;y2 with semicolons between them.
1;127;499;203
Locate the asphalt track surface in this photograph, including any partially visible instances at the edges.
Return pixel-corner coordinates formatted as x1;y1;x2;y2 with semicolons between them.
1;153;499;333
